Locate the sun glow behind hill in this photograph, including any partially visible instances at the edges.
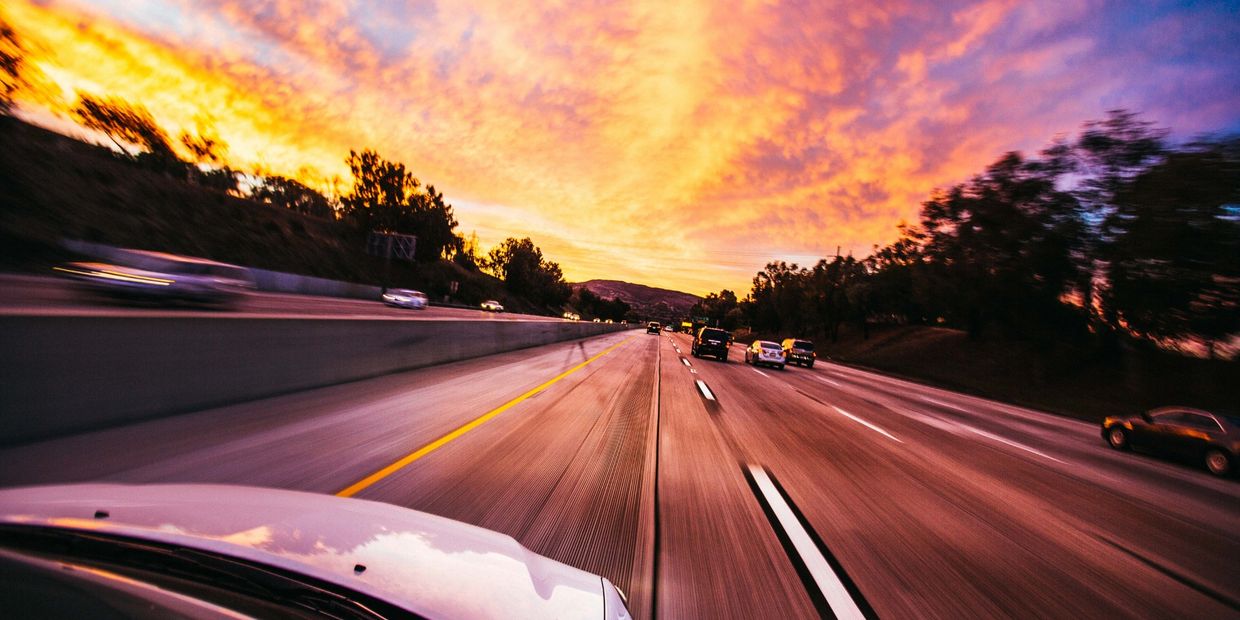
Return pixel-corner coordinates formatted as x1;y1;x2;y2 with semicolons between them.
5;0;1238;295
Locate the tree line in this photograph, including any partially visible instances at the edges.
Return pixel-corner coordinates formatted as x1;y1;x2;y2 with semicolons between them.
1;19;609;314
696;111;1239;359
69;91;588;311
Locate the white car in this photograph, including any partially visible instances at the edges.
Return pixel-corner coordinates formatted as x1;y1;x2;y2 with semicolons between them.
481;300;505;312
381;288;428;309
0;484;632;619
745;340;786;369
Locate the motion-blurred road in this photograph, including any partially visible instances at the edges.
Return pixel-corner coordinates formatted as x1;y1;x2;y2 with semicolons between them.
0;274;554;320
1;330;1236;618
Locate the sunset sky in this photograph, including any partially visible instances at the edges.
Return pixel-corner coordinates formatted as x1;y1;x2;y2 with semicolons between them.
5;0;1238;295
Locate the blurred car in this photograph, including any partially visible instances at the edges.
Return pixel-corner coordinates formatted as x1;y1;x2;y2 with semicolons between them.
1102;406;1238;477
563;311;581;321
691;327;731;361
745;340;786;369
55;249;254;307
0;484;632;619
381;288;428;309
480;300;505;312
663;325;672;332
781;338;816;368
647;321;661;334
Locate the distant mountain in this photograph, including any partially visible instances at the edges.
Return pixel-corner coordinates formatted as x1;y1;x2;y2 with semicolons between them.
574;279;701;316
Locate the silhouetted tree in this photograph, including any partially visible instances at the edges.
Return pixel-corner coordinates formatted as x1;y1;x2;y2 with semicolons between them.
71;93;176;160
568;286;630;321
919;151;1087;339
340;149;459;260
1103;139;1240;357
485;237;571;308
1;20;28;114
252;175;336;219
690;289;740;330
453;231;483;271
179;126;227;165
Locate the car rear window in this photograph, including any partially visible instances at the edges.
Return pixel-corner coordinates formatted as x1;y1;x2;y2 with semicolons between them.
760;342;781;350
701;329;728;340
793;341;814;351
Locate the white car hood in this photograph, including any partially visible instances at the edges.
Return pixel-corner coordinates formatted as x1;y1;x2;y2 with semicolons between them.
0;484;624;619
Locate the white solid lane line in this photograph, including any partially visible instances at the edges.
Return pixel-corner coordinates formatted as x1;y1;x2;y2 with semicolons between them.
919;395;967;412
681;357;692;367
747;465;867;620
816;375;842;387
963;426;1066;463
752;367;771;378
832;406;902;443
696;380;716;401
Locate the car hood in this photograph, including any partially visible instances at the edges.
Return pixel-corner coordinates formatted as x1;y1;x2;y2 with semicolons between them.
0;484;624;619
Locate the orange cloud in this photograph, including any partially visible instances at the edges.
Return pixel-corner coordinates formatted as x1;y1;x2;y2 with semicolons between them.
4;0;1237;295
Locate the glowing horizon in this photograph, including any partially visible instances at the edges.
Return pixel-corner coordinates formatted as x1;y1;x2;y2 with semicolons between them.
5;0;1237;296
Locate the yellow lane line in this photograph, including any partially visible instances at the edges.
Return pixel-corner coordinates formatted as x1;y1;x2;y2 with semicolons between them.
336;334;637;498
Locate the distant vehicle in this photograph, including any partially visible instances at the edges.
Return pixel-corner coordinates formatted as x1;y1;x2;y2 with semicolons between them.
647;321;661;334
1102;406;1238;477
691;327;730;361
593;318;601;323
381;288;428;309
663;325;673;332
0;484;632;619
605;319;614;324
480;300;505;312
563;311;581;321
745;340;786;369
55;249;254;307
781;338;816;368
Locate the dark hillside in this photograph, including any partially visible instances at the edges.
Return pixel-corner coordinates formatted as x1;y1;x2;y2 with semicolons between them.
0;118;515;306
575;279;699;313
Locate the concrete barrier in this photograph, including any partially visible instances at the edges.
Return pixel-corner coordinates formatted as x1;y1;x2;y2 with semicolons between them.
248;267;381;300
0;315;628;444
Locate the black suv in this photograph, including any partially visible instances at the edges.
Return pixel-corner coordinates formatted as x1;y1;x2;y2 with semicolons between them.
647;322;661;334
691;327;731;361
781;338;816;368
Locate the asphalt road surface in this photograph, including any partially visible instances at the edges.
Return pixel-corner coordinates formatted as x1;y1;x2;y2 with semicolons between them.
0;274;557;321
1;330;1236;618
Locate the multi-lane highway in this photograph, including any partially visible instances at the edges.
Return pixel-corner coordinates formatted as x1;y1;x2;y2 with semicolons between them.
0;330;1236;618
0;274;552;320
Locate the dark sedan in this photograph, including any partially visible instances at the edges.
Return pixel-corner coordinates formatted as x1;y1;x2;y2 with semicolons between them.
1102;407;1238;477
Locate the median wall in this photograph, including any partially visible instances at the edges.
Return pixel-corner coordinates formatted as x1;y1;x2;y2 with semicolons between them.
0;316;627;444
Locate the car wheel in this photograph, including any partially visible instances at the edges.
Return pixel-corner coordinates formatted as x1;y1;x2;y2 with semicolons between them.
1204;449;1232;477
721;353;728;362
1105;426;1129;451
807;361;814;369
778;364;785;370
